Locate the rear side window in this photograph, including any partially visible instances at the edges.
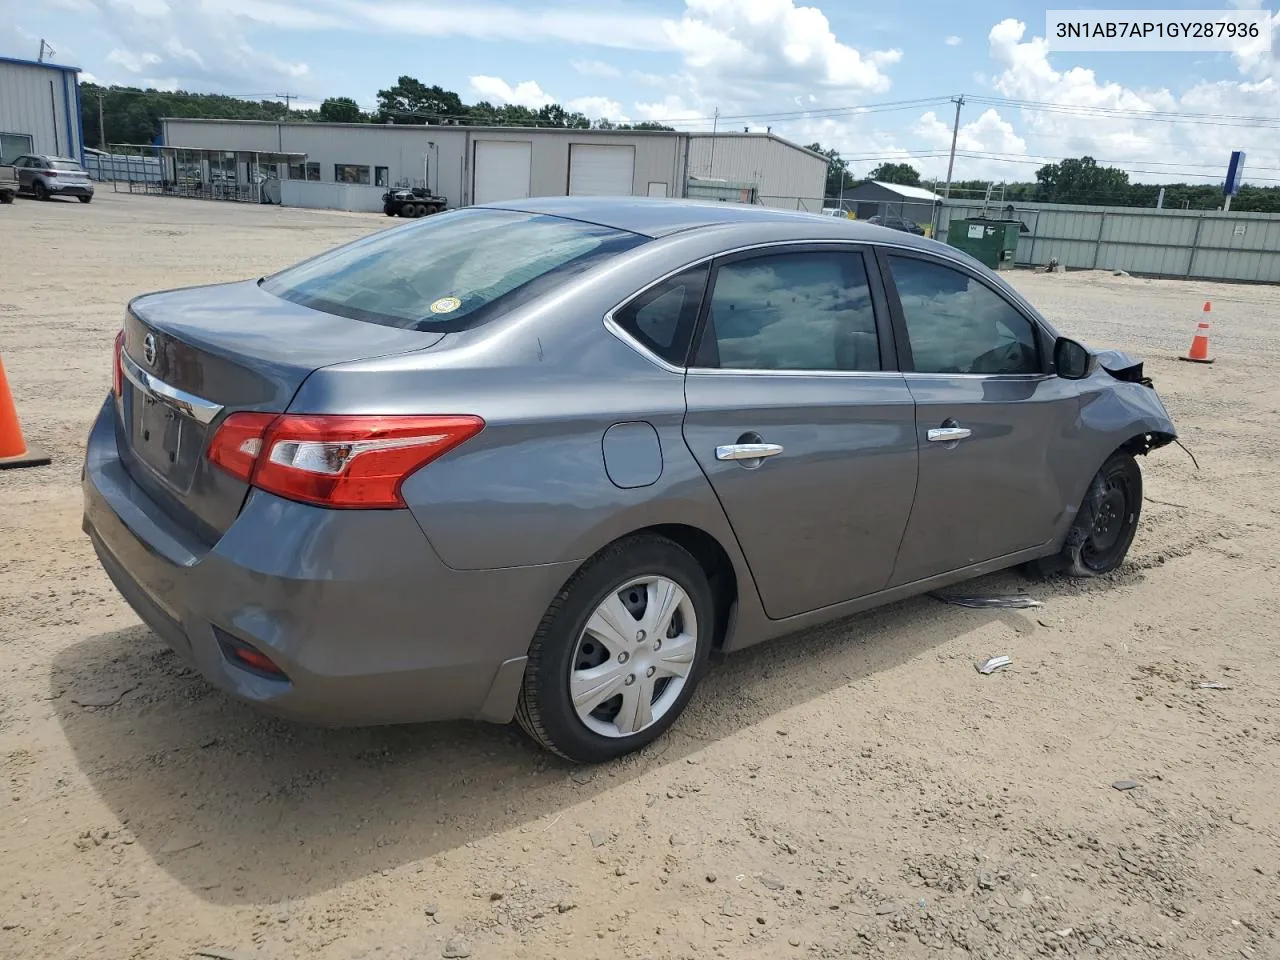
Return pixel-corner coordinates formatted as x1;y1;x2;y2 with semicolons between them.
51;160;83;172
693;250;881;371
262;208;647;331
612;266;708;366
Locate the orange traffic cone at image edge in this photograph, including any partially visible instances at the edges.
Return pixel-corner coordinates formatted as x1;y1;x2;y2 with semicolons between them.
1180;302;1214;364
0;356;51;470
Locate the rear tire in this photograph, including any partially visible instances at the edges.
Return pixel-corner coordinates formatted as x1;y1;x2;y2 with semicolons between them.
0;191;13;205
1025;452;1142;579
33;182;47;201
516;535;715;763
414;203;429;218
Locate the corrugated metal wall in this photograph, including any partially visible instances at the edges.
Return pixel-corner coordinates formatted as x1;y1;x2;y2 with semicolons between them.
0;61;81;161
686;134;828;211
937;201;1280;283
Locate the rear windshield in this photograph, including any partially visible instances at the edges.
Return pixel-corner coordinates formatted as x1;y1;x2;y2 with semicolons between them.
261;208;647;331
51;160;84;172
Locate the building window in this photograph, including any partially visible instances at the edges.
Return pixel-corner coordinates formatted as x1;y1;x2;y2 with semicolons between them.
289;161;320;181
375;166;389;188
334;163;371;185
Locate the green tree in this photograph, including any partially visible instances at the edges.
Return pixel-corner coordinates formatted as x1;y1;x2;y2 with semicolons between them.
805;142;853;197
318;97;365;123
1034;156;1129;204
375;77;465;123
867;162;921;187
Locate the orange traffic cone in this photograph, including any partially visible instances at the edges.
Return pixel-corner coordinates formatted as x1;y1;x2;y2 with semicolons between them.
0;356;50;469
1179;302;1214;364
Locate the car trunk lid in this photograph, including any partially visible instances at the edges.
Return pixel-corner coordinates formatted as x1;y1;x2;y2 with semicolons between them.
117;279;444;540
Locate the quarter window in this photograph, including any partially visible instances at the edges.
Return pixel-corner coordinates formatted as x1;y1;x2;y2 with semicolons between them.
613;266;708;366
886;256;1040;375
694;250;880;372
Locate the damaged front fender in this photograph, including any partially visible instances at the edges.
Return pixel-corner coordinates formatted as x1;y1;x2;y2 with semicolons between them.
1086;348;1177;453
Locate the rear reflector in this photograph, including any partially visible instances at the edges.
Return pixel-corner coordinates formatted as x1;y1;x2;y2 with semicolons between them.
206;413;484;508
214;626;287;679
112;330;124;397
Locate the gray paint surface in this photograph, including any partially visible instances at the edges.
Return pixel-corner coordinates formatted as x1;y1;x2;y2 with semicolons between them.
83;197;1177;729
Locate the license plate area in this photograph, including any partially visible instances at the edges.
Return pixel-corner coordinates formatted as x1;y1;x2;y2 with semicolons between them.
126;384;204;491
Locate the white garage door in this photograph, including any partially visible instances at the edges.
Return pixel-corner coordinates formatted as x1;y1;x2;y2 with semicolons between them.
473;140;532;205
568;144;636;196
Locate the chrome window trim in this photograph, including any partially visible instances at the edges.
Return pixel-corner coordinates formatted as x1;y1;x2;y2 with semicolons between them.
601;236;1038;379
120;349;224;425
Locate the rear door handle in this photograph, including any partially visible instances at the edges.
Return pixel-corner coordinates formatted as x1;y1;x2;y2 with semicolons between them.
927;426;972;443
716;443;784;461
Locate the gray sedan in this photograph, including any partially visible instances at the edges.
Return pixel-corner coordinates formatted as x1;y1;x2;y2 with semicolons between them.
82;198;1176;763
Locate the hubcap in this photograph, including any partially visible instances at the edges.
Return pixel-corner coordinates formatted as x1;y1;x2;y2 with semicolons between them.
1089;484;1126;552
569;575;699;739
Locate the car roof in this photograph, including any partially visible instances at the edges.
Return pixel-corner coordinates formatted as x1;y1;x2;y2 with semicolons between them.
478;196;942;250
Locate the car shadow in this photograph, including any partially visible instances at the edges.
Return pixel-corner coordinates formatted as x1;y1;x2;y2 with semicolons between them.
51;574;1035;906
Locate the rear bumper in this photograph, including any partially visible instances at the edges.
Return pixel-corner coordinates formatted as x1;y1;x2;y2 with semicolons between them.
81;396;574;726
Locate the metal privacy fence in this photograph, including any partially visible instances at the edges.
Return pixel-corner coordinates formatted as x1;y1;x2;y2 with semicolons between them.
936;200;1280;284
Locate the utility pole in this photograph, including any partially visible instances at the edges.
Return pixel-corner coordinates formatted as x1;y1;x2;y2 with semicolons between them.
943;94;964;199
709;107;719;176
276;93;296;114
38;39;54;63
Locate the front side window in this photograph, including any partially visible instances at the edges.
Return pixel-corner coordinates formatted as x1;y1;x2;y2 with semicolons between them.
694;250;881;372
335;163;370;184
887;256;1040;375
613;266;708;366
262;208;647;331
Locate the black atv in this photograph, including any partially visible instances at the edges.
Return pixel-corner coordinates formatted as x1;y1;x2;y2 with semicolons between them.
382;187;448;218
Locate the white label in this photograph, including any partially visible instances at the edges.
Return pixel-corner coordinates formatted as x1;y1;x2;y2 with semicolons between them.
967;224;985;239
1046;10;1271;52
1233;224;1246;236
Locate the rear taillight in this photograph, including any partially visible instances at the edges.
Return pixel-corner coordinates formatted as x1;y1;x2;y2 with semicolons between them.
206;413;484;508
45;171;57;178
112;330;124;396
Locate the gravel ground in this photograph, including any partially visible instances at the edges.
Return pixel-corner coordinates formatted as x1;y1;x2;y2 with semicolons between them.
1;191;1278;960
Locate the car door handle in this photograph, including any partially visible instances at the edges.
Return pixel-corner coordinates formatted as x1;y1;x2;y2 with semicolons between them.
716;443;784;461
927;427;972;442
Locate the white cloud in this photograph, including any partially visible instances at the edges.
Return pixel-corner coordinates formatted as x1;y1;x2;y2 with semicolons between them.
566;96;628;121
469;76;556;109
660;0;900;93
571;59;622;79
945;35;962;46
981;18;1279;184
106;48;162;72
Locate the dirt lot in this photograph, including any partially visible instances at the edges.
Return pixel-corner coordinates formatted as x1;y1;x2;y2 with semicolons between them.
1;191;1278;960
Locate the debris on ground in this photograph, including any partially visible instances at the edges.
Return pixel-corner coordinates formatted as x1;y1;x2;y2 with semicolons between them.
442;937;473;958
975;656;1013;675
1194;681;1232;690
70;685;136;707
934;594;1043;610
1111;780;1142;791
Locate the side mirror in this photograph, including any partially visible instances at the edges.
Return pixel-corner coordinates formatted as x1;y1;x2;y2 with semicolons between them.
1053;337;1095;380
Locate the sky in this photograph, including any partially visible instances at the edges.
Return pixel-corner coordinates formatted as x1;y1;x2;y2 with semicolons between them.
2;0;1277;187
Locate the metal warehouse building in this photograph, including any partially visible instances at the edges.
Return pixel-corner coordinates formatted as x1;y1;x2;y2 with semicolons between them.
159;118;829;213
0;56;83;165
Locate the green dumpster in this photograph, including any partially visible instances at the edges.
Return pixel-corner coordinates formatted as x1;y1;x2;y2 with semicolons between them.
946;218;1023;270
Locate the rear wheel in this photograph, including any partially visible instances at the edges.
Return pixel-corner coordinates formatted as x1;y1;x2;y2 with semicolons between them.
1026;452;1142;578
414;203;429;217
33;181;47;201
516;535;715;763
0;191;13;205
